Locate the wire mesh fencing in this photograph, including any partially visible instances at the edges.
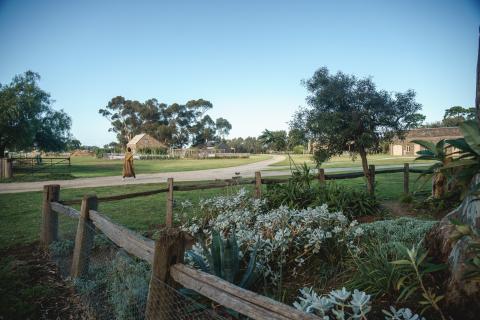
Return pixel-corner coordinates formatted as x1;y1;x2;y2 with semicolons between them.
146;276;227;320
48;212;228;319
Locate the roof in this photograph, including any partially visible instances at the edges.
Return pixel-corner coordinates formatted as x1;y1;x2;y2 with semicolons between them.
393;127;463;143
406;127;462;139
128;134;146;145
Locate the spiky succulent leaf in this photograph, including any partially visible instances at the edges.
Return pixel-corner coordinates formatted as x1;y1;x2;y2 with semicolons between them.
210;230;224;278
222;236;236;283
186;251;210;273
460;120;480;156
239;240;260;288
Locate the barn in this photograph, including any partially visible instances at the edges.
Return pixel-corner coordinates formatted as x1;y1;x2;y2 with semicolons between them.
126;134;166;153
389;127;462;156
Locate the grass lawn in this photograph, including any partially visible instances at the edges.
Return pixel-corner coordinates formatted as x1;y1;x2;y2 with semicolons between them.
1;154;271;183
269;153;434;169
0;181;255;250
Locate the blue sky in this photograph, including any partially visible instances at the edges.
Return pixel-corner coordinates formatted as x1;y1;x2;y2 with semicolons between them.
0;0;479;146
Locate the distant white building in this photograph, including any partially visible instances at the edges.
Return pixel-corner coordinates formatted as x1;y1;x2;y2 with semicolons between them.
389;127;462;156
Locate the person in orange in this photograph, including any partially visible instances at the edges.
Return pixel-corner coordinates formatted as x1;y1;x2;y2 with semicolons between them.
122;147;136;180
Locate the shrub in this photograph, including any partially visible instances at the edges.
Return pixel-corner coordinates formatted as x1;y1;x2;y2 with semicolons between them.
292;145;305;154
344;218;437;303
108;253;150;320
346;240;406;299
73;252;151;320
360;218;435;254
49;240;74;257
266;180;380;218
182;189;364;292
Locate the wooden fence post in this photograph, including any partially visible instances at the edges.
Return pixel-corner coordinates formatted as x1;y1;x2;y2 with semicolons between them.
4;158;12;178
41;184;60;248
255;171;262;198
368;165;375;195
146;228;186;320
317;168;325;183
71;194;98;278
165;178;174;227
404;163;410;195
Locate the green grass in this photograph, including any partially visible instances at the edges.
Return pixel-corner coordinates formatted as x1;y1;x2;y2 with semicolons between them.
269;154;433;168
0;172;431;250
0;181;254;250
1;155;271;183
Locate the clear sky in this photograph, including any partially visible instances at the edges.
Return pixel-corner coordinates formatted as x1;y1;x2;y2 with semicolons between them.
1;0;479;146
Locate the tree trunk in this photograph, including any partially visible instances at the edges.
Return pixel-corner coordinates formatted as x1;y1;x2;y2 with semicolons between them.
358;148;373;194
432;170;446;199
0;145;5;158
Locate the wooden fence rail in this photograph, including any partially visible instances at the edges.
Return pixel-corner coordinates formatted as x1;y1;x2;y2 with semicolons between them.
59;164;430;206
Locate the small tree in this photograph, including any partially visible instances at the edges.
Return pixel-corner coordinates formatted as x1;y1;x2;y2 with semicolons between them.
0;71;72;157
294;67;424;193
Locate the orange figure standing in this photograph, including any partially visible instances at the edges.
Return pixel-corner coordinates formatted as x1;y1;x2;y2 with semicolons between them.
123;147;136;179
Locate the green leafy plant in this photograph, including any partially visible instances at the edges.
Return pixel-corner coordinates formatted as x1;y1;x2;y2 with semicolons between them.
265;164;380;217
383;306;425;320
346;241;405;299
346;218;435;299
293;287;371;320
411;139;448;199
391;245;446;319
187;230;259;289
49;239;74;257
444;120;480;198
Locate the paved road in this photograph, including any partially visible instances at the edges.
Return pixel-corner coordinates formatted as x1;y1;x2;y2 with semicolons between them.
0;157;431;194
0;155;286;194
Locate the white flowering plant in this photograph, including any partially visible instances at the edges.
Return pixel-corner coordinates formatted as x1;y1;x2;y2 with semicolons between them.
182;189;364;289
293;286;372;320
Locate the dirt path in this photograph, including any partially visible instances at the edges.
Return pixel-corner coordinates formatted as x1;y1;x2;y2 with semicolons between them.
0;155;286;194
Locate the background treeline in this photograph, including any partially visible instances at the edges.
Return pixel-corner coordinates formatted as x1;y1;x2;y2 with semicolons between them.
99;96;232;148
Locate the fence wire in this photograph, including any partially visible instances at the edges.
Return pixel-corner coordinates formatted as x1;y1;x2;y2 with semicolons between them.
146;277;227;320
49;213;227;320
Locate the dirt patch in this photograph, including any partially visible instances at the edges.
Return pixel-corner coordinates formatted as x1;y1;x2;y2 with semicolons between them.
0;242;90;320
381;200;416;217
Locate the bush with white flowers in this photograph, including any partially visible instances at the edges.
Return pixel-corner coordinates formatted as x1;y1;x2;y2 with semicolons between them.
181;189;364;287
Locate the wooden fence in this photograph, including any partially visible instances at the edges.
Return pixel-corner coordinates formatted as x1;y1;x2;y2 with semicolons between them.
12;156;71;175
41;164;427;319
0;158;13;179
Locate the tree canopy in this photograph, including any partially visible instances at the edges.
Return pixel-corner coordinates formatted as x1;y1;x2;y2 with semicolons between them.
99;96;231;148
422;106;475;128
259;129;289;151
293;67;424;192
0;71;74;156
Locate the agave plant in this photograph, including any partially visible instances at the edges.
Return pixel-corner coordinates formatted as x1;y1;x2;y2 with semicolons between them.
186;230;259;289
411;139;449;199
444;120;480;197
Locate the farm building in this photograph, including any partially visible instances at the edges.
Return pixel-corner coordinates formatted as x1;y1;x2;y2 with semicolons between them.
126;133;166;153
389;127;462;156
